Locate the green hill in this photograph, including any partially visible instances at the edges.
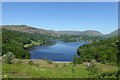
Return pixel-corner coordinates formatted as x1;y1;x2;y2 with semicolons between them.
106;28;120;37
2;25;104;37
2;25;56;36
2;28;52;59
77;37;119;65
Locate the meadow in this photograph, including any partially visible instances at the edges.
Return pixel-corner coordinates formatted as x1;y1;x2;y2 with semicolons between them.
2;59;118;78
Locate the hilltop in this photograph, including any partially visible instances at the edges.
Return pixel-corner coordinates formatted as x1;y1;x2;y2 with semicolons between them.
2;25;55;36
107;28;120;37
2;25;104;37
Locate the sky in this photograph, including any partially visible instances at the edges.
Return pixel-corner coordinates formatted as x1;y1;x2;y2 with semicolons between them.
2;2;118;34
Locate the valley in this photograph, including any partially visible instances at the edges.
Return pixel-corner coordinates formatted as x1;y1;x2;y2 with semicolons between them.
1;2;119;79
1;25;119;79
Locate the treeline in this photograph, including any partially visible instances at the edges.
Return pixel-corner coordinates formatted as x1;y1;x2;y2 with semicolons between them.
54;35;106;42
2;28;52;59
77;37;119;65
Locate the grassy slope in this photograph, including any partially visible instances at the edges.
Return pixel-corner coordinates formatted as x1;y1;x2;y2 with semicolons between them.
2;59;118;78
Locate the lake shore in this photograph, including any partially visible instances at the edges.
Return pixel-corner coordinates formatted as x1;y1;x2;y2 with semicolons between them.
15;59;72;64
30;40;89;61
52;61;72;63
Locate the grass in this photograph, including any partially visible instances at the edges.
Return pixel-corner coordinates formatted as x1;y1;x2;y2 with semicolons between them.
2;59;118;78
96;63;118;73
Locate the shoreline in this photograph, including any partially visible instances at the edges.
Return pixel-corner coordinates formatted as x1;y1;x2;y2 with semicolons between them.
52;61;72;63
28;59;73;63
15;59;73;64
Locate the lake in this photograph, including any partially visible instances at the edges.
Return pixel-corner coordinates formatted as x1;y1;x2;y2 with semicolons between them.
30;40;89;62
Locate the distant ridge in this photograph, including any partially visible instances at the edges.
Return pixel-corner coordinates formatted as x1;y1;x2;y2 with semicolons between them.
2;25;104;37
107;28;120;37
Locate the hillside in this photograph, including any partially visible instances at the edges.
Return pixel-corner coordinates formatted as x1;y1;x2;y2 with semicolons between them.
3;25;119;38
2;25;56;36
82;30;104;37
2;25;104;37
52;30;103;37
2;25;118;60
106;28;119;37
2;59;118;78
2;28;52;59
77;37;118;65
2;25;119;78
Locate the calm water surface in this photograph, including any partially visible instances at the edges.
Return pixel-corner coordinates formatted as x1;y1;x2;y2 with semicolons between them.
30;40;89;62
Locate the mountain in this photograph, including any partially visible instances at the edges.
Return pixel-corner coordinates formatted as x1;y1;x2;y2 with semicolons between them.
107;28;120;37
53;30;103;37
82;30;104;37
54;31;82;35
2;25;104;37
2;25;56;36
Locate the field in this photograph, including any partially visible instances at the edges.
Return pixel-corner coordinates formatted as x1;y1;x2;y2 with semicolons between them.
2;59;118;78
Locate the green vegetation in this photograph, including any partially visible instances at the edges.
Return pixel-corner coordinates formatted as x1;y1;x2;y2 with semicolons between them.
54;34;106;42
2;59;118;78
3;25;107;42
2;25;119;78
72;37;119;78
73;55;83;65
47;60;53;64
2;52;15;64
2;28;52;59
2;25;106;59
77;37;118;65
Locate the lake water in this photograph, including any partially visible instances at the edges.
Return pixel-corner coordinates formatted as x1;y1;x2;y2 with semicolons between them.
30;40;89;62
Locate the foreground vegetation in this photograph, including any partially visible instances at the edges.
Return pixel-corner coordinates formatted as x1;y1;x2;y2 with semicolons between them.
2;59;118;78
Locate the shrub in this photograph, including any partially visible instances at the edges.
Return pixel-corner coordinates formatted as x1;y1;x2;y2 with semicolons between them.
73;54;82;65
54;64;59;68
87;60;99;77
28;60;33;65
78;58;83;64
2;52;15;64
47;60;52;64
63;63;67;67
73;55;78;65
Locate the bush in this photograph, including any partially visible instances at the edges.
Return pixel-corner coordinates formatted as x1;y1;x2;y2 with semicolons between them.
73;55;78;65
47;60;52;64
87;60;99;77
28;60;33;65
54;64;59;68
63;63;67;67
2;52;15;64
73;55;82;65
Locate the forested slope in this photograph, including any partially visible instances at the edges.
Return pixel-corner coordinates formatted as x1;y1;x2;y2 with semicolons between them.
77;37;119;65
2;28;52;59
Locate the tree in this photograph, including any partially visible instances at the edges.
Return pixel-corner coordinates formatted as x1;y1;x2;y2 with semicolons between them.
77;37;118;65
2;52;15;64
73;55;78;65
